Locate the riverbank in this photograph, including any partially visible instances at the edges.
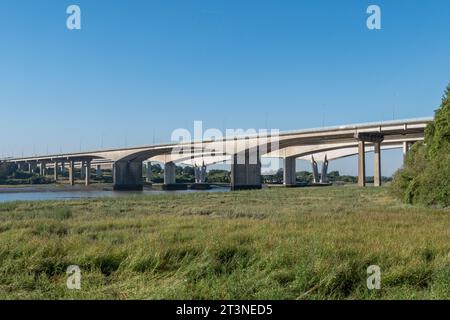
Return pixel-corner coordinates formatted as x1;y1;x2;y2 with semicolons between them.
0;186;448;299
0;183;113;194
0;183;230;203
0;182;231;194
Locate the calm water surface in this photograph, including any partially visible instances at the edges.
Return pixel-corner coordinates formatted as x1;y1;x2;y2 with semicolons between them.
0;187;229;203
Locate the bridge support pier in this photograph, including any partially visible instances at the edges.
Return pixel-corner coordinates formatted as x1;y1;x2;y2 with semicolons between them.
85;161;91;186
357;141;366;187
283;157;297;186
69;161;75;186
96;165;102;178
374;142;382;187
80;161;85;179
30;162;37;174
113;160;143;191
146;162;152;183
39;163;46;176
54;162;59;181
231;151;262;190
355;132;384;187
163;161;176;185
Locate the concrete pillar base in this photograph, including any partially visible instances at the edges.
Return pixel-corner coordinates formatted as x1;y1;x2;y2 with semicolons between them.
96;165;102;178
164;162;176;185
230;152;261;190
283;157;296;186
69;161;75;186
113;160;143;191
54;162;59;181
357;140;366;187
85;161;91;186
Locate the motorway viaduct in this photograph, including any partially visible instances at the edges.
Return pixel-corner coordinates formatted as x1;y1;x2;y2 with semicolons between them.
2;118;431;190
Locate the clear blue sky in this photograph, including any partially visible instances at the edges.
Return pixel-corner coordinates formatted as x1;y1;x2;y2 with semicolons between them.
1;0;449;175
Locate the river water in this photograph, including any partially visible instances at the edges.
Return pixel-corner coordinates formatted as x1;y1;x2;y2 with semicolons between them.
0;186;229;203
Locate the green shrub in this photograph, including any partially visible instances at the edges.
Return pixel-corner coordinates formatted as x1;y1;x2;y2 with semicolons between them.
392;84;450;207
30;176;52;185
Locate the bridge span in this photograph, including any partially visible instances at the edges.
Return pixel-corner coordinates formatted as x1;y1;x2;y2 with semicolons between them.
2;118;432;190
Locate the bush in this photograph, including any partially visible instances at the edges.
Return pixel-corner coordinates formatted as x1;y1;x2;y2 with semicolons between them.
30;176;52;185
392;84;450;207
0;162;16;179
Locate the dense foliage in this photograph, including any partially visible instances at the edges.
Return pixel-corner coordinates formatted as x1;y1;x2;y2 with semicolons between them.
391;85;450;207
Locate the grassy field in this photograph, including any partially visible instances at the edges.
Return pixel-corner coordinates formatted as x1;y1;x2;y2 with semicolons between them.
0;186;449;299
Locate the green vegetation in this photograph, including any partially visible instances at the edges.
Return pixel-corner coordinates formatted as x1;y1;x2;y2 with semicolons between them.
262;169;388;184
0;187;448;299
392;84;450;207
206;169;230;183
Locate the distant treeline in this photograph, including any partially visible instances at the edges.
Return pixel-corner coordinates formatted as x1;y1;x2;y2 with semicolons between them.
1;161;375;186
262;169;391;185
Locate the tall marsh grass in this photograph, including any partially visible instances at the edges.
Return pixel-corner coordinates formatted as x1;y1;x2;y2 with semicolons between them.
0;187;448;299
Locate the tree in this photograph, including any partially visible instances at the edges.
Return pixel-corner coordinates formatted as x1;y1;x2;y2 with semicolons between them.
424;84;450;160
207;170;230;183
391;84;450;207
151;164;163;174
0;162;16;179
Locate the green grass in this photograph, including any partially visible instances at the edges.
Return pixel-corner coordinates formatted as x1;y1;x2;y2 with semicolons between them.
0;186;449;299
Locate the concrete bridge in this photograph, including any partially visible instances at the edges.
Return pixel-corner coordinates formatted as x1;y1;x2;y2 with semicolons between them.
2;118;431;190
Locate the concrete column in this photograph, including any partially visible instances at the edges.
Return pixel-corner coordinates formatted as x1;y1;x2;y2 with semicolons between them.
80;161;85;179
30;162;37;174
113;160;143;191
373;142;382;187
40;163;47;176
69;161;75;186
164;162;176;185
96;165;102;178
283;157;296;186
357;140;366;187
230;150;262;190
146;162;152;183
61;162;65;175
28;163;32;174
85;161;91;186
54;162;59;181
